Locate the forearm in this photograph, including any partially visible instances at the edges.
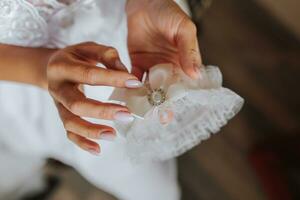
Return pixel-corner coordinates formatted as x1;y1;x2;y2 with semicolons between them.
0;44;56;89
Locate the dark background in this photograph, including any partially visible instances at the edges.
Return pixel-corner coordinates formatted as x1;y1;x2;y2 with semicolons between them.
180;0;300;199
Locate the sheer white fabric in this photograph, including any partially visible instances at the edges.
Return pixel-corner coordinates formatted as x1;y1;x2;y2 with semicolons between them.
0;0;113;48
112;64;244;161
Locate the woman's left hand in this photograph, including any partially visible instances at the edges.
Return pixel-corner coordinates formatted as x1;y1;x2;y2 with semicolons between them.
126;0;202;80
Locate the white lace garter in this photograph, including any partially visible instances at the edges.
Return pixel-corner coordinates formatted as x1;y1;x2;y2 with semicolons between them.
111;64;244;161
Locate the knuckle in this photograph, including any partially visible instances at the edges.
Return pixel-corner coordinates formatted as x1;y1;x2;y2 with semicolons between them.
68;100;83;114
105;71;124;87
180;18;197;35
104;47;118;58
67;132;75;141
85;129;92;139
111;78;122;87
86;127;99;139
99;105;115;119
63;117;74;130
105;46;117;53
83;67;98;84
186;20;197;33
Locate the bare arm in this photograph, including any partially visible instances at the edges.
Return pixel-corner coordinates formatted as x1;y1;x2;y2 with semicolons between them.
0;42;141;154
0;44;56;89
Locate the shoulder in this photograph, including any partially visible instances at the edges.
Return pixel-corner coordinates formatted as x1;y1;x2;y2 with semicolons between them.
0;0;48;47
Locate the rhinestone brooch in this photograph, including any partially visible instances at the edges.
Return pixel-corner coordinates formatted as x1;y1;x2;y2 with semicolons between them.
147;88;166;106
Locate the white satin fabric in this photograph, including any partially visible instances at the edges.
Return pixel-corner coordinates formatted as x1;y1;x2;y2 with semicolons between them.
0;0;180;199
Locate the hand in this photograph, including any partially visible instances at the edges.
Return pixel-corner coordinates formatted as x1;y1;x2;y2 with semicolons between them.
47;42;142;155
126;0;202;79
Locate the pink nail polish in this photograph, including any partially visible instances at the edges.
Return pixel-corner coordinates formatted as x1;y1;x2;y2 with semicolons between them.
125;79;143;88
114;111;134;123
193;64;201;79
100;131;116;141
159;110;174;125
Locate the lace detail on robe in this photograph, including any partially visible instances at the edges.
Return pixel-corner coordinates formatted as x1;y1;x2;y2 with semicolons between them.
0;0;93;47
0;0;49;46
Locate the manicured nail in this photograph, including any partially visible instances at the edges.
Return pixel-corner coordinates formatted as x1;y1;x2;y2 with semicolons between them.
114;111;134;123
88;148;100;156
159;110;174;125
193;64;203;79
193;64;200;78
125;79;143;88
100;131;116;141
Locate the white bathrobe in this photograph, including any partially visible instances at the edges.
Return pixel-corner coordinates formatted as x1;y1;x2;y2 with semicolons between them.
0;0;183;199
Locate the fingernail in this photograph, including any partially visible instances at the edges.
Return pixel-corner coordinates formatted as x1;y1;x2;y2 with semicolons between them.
159;110;174;125
114;111;134;123
193;64;203;79
100;131;116;141
193;64;200;77
125;79;143;88
88;148;100;156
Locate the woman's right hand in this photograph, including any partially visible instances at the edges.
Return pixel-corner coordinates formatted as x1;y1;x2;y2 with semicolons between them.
47;42;142;155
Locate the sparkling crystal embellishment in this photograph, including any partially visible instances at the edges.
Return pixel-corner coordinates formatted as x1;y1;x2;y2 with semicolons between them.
147;88;166;106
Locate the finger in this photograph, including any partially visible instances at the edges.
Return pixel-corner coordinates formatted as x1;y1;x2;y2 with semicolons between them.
101;47;128;71
58;104;116;140
130;52;177;71
52;83;134;122
176;18;202;79
50;60;142;88
67;131;100;155
72;42;128;71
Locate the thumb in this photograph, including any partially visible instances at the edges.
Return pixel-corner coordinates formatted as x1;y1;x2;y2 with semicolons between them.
131;65;145;81
176;19;202;79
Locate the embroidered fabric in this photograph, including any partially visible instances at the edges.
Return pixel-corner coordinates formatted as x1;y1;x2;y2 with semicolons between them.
111;65;244;161
25;0;67;21
0;0;93;47
0;0;49;46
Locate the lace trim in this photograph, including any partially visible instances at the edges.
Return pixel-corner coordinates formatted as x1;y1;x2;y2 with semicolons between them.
116;88;244;161
26;1;60;21
25;0;78;22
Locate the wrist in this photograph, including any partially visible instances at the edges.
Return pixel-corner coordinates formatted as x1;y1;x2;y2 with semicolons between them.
36;48;57;90
0;45;57;90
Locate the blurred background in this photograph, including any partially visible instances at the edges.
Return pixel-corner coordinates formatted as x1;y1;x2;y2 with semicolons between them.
21;0;300;199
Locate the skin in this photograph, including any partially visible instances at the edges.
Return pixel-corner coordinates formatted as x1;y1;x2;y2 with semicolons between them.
0;0;202;155
127;0;202;79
